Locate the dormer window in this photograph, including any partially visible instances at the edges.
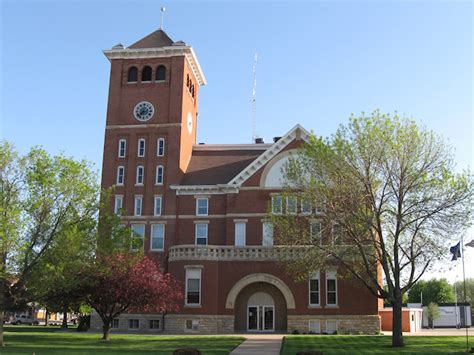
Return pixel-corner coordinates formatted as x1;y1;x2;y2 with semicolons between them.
142;66;152;82
156;65;166;81
127;67;138;83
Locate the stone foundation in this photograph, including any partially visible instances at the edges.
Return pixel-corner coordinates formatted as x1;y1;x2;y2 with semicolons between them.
288;315;380;335
90;311;165;333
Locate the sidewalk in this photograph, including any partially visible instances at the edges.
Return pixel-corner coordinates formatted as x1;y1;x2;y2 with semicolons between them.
230;334;284;355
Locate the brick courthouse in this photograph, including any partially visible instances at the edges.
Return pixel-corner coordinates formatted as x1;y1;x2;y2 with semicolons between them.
92;28;381;334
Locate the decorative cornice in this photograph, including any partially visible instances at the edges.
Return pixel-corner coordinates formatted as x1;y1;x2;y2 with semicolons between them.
170;184;239;195
103;46;207;86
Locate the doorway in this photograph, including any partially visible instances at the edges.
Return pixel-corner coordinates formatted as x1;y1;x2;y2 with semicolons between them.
247;305;274;332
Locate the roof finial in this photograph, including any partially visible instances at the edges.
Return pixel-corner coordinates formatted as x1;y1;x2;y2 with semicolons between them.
160;6;166;30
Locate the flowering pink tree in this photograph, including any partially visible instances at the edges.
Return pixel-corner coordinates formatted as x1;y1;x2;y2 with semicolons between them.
85;253;182;340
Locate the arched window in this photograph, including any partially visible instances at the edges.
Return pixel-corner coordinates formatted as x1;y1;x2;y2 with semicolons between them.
142;66;152;82
156;65;166;81
127;67;138;82
186;74;190;88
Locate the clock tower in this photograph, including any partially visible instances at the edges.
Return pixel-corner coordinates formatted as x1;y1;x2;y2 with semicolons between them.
100;28;206;229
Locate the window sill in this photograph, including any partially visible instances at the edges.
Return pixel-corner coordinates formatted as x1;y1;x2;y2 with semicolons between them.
155;183;164;186
308;305;322;309
150;249;165;252
141;81;152;84
127;81;137;84
184;304;201;308
325;305;339;309
135;184;144;187
155;80;166;83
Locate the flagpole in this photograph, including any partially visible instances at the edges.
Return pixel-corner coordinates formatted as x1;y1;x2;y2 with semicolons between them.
461;234;469;352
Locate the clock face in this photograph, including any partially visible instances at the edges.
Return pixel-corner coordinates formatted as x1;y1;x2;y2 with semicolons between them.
187;112;193;134
133;101;154;122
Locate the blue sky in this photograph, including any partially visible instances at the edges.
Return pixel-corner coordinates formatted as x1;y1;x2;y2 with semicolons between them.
1;1;473;277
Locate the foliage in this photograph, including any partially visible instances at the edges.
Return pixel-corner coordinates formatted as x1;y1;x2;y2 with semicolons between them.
426;302;440;328
83;253;182;340
454;277;474;303
407;279;454;305
274;111;473;347
0;141;98;346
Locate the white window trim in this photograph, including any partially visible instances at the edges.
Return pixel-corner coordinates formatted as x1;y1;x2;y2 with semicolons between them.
116;166;125;185
118;139;126;158
134;195;143;216
308;319;321;334
301;198;312;215
155;165;164;185
185;269;201;306
326;271;338;307
308;271;320;307
157;138;165;156
137;138;146;157
114;195;123;215
136;165;144;185
195;223;208;245
262;222;274;246
154;195;162;216
271;195;283;215
196;197;209;216
325;320;339;334
234;221;247;246
286;196;297;215
150;223;165;251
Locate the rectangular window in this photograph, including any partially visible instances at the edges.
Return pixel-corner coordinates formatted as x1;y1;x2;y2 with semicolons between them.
118;139;126;158
234;222;246;246
134;196;142;216
131;224;145;250
128;319;139;329
154;196;162;216
150;224;165;251
138;139;145;157
156;165;164;185
271;195;282;214
196;198;209;216
195;223;208;245
326;271;338;306
185;269;201;305
310;222;322;245
136;166;144;185
326;320;338;334
287;196;297;214
309;272;320;306
111;319;119;328
114;195;123;215
157;138;165;156
301;198;311;214
262;222;274;246
308;320;321;334
116;166;125;185
149;319;160;330
332;224;343;245
185;319;199;330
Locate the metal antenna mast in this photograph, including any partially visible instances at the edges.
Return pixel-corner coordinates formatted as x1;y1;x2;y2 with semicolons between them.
160;6;166;29
252;53;258;142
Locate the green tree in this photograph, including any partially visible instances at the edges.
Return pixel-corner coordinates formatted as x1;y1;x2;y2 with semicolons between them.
408;279;454;305
0;142;98;346
426;302;440;328
454;278;474;303
275;112;473;348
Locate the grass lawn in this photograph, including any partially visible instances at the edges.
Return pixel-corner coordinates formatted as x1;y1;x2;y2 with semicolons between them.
281;335;472;354
0;326;244;354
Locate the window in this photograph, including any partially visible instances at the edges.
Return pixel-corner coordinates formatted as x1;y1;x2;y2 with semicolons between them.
116;166;125;185
185;319;199;330
155;165;164;185
309;272;320;306
127;66;138;82
137;139;145;157
149;319;160;330
308;320;321;334
118;139;126;158
301;198;311;214
134;196;142;216
157;138;165;156
326;320;338;334
150;224;165;251
196;198;208;216
128;319;139;329
310;222;322;245
234;221;246;246
195;223;208;245
271;195;282;214
287;196;297;214
154;196;162;216
156;65;166;81
111;319;119;328
326;271;338;306
141;66;152;82
136;166;144;185
332;224;343;245
185;269;201;305
262;222;274;246
131;224;145;250
114;195;123;215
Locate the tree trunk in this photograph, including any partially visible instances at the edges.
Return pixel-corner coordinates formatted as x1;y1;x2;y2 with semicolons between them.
391;299;404;348
44;309;49;327
0;308;4;347
102;324;111;340
61;307;68;329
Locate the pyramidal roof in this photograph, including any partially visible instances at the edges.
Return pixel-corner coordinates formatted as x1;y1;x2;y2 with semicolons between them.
129;29;175;49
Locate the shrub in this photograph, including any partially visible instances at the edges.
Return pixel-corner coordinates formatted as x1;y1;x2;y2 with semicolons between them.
76;315;90;332
292;329;300;334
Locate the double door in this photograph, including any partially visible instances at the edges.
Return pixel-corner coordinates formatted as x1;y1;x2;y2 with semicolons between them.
247;305;274;332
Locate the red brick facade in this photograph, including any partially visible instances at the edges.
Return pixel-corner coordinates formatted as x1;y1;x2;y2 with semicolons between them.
95;29;381;334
